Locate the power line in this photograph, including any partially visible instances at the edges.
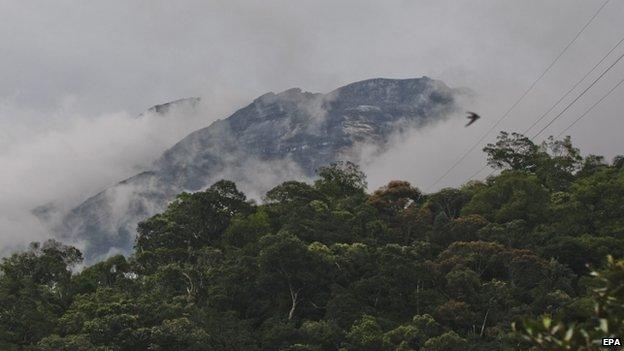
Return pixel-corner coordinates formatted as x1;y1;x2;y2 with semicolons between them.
425;0;610;191
467;74;624;183
556;75;624;137
532;51;624;139
465;52;624;183
466;164;490;183
465;55;624;184
523;35;624;135
465;36;624;182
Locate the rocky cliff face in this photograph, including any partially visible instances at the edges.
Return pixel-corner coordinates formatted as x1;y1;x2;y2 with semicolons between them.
53;77;464;261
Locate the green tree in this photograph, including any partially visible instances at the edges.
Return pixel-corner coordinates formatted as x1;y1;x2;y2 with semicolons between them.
314;161;367;199
462;171;549;225
0;240;81;347
342;315;390;351
421;331;468;351
514;256;624;350
135;180;250;270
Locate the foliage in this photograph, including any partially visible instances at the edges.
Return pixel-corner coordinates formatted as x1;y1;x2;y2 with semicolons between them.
1;133;623;350
514;256;624;350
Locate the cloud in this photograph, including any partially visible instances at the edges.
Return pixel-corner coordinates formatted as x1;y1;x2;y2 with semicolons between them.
0;98;217;255
1;0;624;254
361;111;492;192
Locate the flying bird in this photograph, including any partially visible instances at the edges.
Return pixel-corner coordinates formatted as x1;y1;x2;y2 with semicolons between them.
465;112;480;127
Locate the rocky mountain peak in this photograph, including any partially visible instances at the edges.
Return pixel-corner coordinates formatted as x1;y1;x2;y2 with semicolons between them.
143;97;201;116
47;77;466;262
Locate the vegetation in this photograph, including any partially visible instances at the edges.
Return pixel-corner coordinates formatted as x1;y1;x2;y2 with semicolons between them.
1;132;623;350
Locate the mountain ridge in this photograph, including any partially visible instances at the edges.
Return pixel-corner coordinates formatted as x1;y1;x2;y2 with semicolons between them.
48;77;466;261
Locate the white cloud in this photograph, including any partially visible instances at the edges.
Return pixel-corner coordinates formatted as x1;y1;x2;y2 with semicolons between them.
0;98;216;254
1;0;623;254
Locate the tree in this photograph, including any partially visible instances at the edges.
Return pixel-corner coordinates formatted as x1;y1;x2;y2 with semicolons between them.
514;256;624;350
314;161;367;199
3;136;624;350
148;318;209;351
0;240;81;347
566;166;624;236
421;331;468;351
71;254;132;294
461;171;549;225
223;209;271;248
135;180;250;269
265;181;324;205
484;132;582;190
342;315;390;351
56;288;143;350
258;232;331;321
31;334;105;351
383;314;443;350
368;180;422;217
483;132;540;171
297;320;343;350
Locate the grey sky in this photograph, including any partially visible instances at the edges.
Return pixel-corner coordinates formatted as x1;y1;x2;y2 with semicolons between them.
1;0;623;252
1;1;621;114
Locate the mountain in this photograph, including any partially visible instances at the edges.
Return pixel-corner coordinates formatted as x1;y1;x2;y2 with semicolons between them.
141;97;201;116
52;77;465;261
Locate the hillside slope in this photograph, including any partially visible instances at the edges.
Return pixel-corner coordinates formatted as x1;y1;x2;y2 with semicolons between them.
56;77;463;260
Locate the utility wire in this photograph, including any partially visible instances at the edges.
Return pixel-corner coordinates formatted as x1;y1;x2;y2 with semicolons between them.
532;51;624;139
466;164;490;183
556;75;624;137
466;51;624;183
523;35;624;135
425;0;610;191
468;74;624;182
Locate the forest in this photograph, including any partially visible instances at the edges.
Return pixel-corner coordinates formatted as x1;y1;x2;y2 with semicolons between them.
1;131;623;351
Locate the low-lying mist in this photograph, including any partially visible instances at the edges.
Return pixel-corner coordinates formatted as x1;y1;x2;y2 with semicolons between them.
1;0;623;257
0;99;218;255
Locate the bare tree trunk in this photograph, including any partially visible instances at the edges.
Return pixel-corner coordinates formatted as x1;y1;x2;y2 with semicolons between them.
288;283;299;320
182;272;195;298
416;281;420;315
480;308;490;337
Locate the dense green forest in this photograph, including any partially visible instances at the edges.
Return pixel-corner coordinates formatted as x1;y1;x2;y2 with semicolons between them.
1;131;623;350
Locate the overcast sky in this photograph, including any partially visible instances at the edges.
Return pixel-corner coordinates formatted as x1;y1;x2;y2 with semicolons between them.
1;0;623;252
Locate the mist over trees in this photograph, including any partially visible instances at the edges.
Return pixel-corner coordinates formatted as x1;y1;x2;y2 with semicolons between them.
1;131;623;350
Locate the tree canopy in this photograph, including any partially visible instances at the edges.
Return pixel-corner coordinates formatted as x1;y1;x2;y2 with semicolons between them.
1;133;623;350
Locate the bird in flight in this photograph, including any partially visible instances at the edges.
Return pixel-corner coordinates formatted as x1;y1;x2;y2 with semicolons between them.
465;112;480;127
